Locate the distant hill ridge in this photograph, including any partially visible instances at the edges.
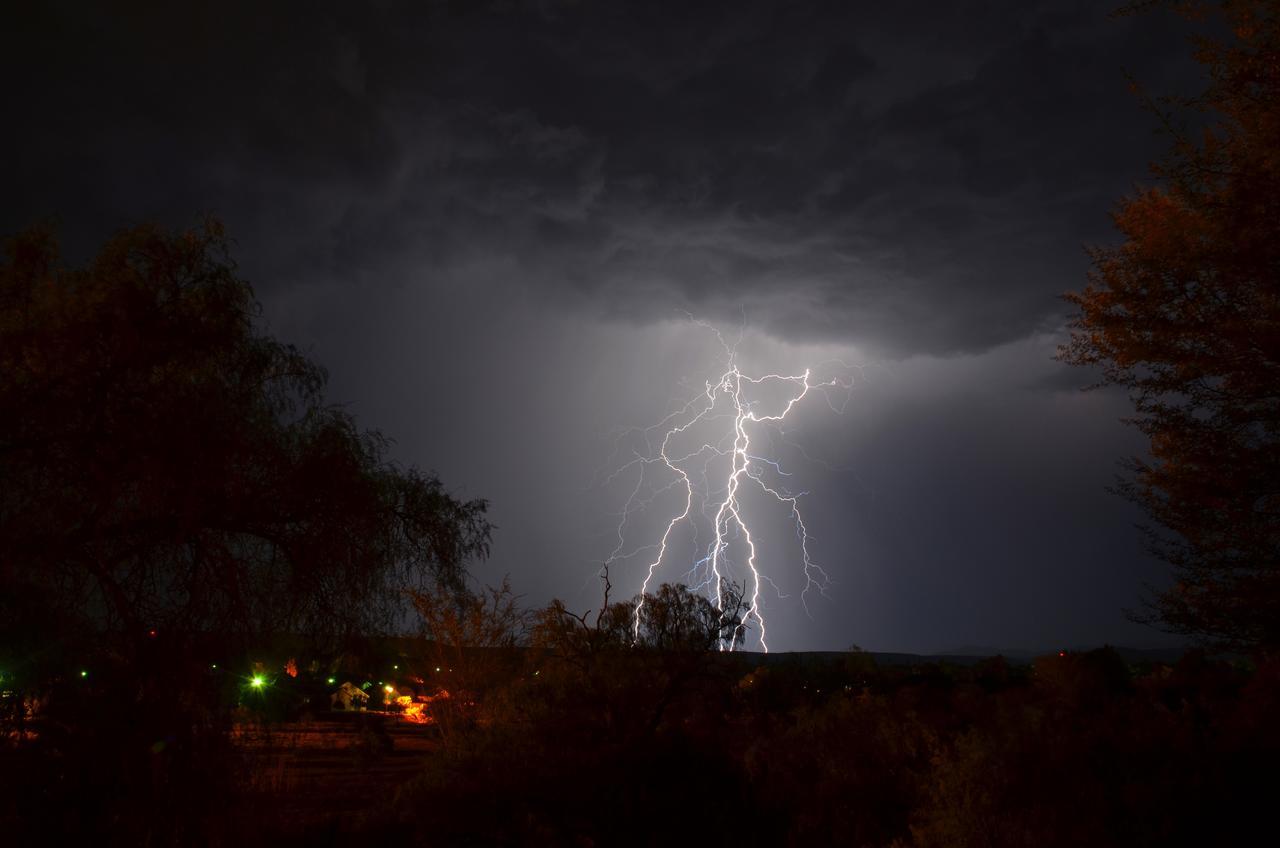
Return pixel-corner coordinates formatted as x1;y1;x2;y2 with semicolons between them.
742;645;1190;667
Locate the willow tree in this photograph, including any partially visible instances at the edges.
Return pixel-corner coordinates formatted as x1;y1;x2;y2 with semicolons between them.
1060;1;1279;650
0;221;491;659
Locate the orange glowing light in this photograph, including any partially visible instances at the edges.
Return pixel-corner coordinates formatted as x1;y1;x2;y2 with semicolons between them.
393;691;451;725
401;702;430;724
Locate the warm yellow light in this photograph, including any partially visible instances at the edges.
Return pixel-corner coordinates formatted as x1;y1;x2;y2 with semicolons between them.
384;685;394;693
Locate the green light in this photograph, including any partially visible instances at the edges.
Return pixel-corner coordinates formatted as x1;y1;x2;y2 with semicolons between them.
79;670;88;678
250;675;266;689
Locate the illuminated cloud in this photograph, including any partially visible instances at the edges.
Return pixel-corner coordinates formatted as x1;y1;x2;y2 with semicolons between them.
1;0;1199;652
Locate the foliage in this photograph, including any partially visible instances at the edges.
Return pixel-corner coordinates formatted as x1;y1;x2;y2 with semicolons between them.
0;221;491;841
909;651;1278;848
385;585;1260;846
391;578;758;846
527;577;749;738
0;221;491;649
744;691;937;847
407;578;528;739
381;646;1280;847
1059;0;1280;650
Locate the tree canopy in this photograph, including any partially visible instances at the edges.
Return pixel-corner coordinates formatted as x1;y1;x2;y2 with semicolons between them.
1060;0;1279;650
0;221;491;653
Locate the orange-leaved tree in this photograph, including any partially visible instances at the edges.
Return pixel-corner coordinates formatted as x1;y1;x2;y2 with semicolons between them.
1060;1;1279;650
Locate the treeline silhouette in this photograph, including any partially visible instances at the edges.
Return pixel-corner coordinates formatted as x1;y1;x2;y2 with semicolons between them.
243;571;1269;847
379;634;1279;847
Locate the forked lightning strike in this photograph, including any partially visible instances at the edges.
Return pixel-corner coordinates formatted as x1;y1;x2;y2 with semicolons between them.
603;321;855;652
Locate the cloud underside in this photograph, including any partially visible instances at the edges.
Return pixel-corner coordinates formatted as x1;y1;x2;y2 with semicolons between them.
3;0;1197;356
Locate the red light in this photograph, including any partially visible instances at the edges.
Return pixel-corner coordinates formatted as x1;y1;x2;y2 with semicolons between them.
1058;651;1065;657
147;629;158;639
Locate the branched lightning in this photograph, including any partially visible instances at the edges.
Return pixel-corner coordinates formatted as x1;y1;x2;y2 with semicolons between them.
602;320;856;652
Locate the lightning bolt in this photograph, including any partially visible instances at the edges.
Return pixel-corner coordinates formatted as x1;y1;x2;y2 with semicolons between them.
603;319;856;652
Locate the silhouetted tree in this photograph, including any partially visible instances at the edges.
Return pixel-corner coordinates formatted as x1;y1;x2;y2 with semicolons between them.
1;221;490;650
1060;1;1280;651
0;220;491;841
532;572;748;657
638;581;748;652
408;578;528;739
390;577;757;845
528;576;749;740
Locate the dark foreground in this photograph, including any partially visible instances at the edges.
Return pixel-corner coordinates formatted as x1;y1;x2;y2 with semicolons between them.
8;646;1275;847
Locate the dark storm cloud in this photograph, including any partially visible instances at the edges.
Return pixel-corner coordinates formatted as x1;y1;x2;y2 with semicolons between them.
3;1;1198;651
4;0;1197;356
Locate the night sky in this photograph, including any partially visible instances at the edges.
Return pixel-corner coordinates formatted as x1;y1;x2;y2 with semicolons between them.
4;1;1205;653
